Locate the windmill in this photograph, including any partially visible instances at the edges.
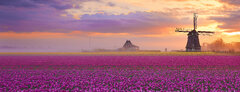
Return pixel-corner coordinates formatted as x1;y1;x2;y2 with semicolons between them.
175;13;214;52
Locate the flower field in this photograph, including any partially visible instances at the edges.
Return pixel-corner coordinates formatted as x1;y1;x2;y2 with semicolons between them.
0;55;240;91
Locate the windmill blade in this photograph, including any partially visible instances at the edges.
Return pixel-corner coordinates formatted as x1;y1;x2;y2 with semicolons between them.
198;31;214;33
199;33;212;36
175;28;192;32
199;33;213;36
193;13;198;30
175;30;190;32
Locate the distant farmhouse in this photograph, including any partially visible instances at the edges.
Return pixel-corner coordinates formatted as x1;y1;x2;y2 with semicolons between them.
119;40;139;51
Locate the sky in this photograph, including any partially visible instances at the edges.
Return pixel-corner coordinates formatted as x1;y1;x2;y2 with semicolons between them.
0;0;240;52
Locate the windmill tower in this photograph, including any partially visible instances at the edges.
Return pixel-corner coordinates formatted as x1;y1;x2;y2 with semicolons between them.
175;13;214;52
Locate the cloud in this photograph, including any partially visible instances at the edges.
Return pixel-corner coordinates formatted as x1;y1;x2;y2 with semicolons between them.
0;45;20;49
210;10;240;32
0;5;76;32
218;0;240;6
0;0;73;10
65;0;148;19
0;32;67;39
107;2;115;7
0;7;187;35
0;0;232;35
73;12;182;34
0;0;37;8
31;0;73;10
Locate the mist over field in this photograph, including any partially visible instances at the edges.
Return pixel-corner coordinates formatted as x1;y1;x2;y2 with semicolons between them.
203;39;240;52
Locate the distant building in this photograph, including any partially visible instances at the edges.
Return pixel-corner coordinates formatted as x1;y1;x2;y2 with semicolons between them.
119;40;139;51
165;48;168;52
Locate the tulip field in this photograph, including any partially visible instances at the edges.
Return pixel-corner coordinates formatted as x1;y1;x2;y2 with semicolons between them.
0;55;240;91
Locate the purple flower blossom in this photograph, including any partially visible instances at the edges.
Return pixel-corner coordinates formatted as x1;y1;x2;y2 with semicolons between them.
0;56;239;91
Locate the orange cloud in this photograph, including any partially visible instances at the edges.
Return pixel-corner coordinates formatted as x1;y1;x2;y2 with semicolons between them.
0;31;132;39
0;30;179;40
0;32;68;39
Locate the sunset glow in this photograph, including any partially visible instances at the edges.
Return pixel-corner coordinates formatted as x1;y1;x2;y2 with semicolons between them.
0;0;239;52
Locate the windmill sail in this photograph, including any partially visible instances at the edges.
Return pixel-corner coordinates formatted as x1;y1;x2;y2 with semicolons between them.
193;13;198;30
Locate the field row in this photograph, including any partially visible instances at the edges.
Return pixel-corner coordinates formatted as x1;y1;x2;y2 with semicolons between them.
0;56;239;70
0;56;239;66
1;70;239;91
